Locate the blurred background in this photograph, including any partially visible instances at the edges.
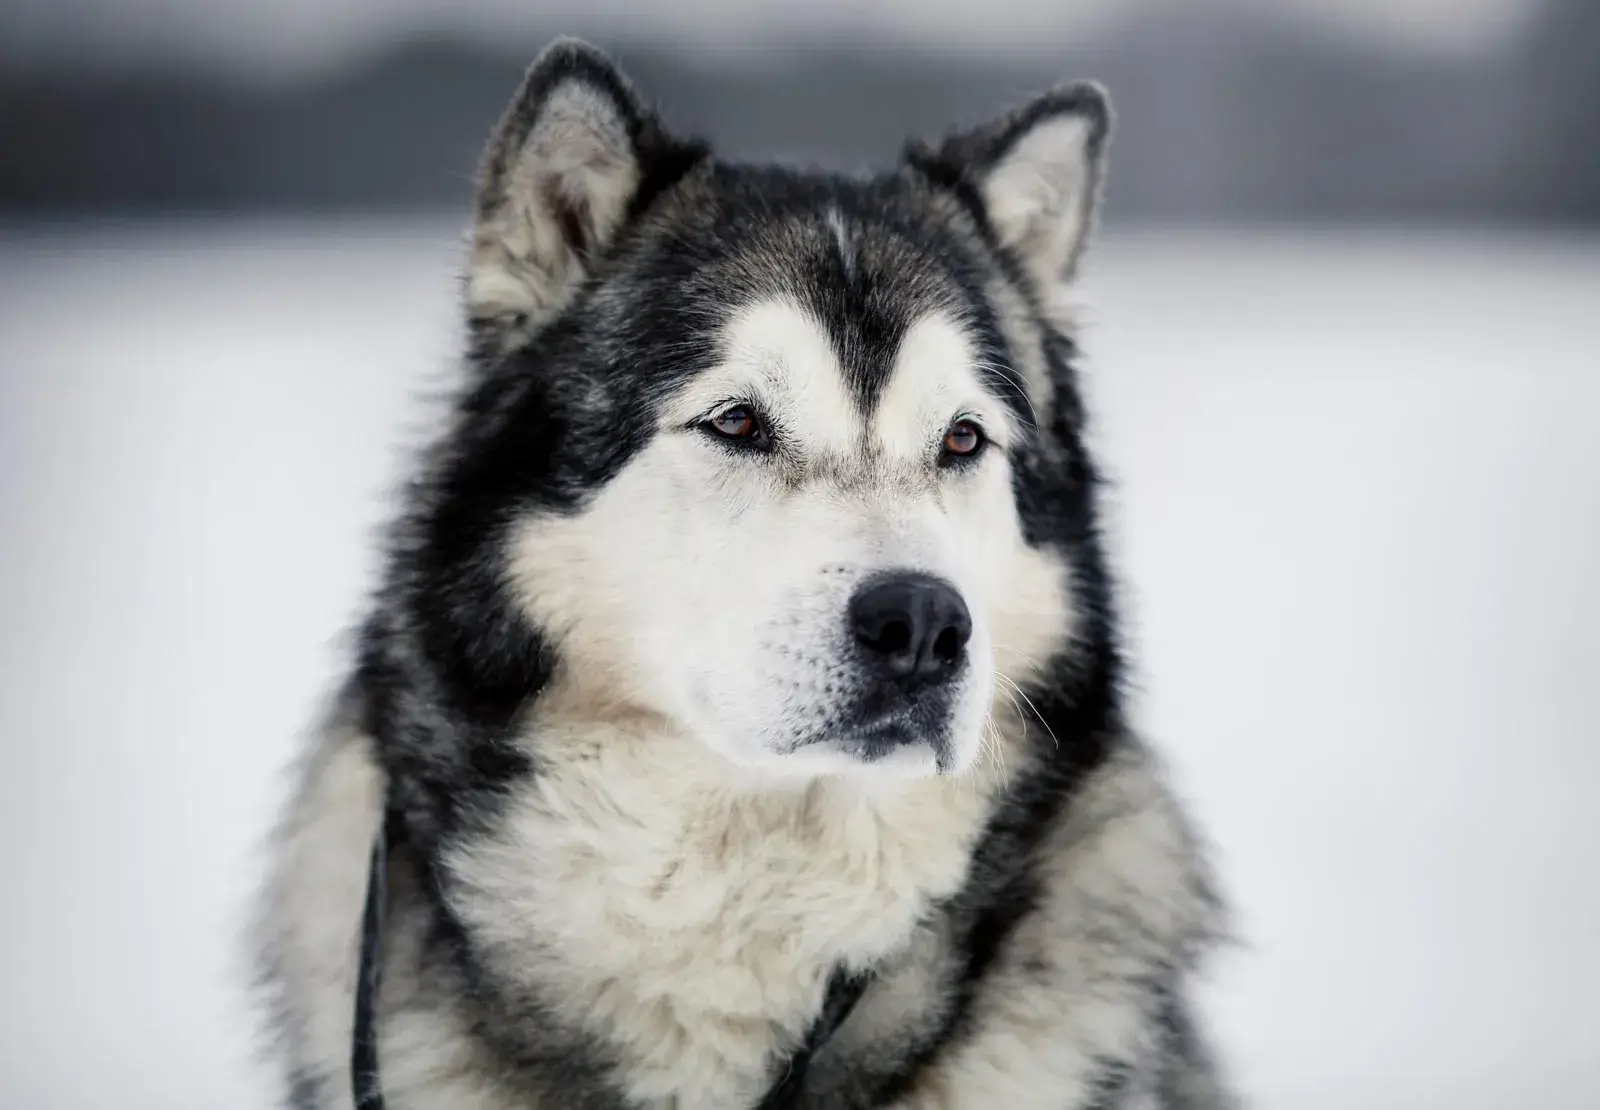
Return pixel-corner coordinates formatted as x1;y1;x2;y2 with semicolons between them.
1;2;1597;1108
3;0;1599;219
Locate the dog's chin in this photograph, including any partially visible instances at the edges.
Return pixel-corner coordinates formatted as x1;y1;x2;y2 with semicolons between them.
707;715;982;785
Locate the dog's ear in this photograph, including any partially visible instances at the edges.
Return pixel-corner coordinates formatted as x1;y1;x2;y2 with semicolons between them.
908;84;1112;294
467;39;702;356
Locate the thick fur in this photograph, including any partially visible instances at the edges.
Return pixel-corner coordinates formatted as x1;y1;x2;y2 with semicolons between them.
255;38;1234;1110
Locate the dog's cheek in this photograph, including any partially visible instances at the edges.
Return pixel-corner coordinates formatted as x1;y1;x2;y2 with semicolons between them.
960;460;1074;679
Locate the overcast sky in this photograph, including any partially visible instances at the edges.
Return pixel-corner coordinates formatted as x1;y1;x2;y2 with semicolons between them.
0;0;1540;76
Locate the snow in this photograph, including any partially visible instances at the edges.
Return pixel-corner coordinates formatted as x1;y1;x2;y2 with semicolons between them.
1;220;1596;1108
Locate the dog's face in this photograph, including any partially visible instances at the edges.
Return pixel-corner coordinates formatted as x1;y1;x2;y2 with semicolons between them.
424;41;1111;782
510;292;1044;780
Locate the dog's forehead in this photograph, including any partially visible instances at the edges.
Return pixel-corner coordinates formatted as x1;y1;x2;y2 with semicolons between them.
659;199;1010;456
674;297;992;457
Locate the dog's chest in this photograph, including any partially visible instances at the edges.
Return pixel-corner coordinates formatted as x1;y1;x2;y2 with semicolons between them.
451;750;995;1106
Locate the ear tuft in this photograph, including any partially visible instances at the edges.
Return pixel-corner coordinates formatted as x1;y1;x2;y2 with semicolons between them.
467;39;699;356
909;82;1113;292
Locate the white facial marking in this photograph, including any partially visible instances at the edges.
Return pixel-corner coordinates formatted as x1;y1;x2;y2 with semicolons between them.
667;299;859;458
826;206;856;278
874;312;1017;462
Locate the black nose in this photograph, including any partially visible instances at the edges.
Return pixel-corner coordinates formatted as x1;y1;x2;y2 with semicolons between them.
850;573;972;686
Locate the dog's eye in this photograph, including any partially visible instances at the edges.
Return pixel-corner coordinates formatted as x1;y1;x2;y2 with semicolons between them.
710;407;756;438
942;419;985;461
703;405;772;451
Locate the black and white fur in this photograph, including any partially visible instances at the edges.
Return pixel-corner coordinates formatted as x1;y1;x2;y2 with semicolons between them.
255;38;1234;1110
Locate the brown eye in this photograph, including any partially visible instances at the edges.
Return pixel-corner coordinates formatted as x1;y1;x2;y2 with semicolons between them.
703;405;773;452
943;419;985;459
709;406;756;438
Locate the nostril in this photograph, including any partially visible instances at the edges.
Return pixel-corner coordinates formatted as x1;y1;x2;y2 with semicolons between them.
932;625;964;666
873;618;913;657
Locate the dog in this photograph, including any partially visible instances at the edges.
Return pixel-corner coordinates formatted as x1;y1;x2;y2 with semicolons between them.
254;37;1234;1110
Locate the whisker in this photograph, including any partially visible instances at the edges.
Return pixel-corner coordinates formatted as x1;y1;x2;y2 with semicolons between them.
995;671;1060;751
970;358;1041;433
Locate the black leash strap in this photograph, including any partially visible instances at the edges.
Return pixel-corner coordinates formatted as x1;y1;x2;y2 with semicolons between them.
347;810;870;1110
351;815;390;1110
755;965;875;1109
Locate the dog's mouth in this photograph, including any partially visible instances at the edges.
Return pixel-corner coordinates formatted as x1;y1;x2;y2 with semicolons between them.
788;695;960;773
835;717;956;772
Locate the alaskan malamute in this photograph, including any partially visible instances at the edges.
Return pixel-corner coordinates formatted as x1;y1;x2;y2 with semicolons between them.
256;38;1234;1110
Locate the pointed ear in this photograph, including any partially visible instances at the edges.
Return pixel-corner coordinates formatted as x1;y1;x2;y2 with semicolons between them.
467;39;702;355
908;83;1112;293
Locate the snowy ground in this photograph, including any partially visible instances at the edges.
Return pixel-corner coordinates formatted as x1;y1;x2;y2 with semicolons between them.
1;220;1597;1109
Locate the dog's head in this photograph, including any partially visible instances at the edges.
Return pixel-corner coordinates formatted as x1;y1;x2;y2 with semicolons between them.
409;40;1113;782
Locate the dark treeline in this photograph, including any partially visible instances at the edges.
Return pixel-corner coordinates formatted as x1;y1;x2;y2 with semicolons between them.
1;0;1595;222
